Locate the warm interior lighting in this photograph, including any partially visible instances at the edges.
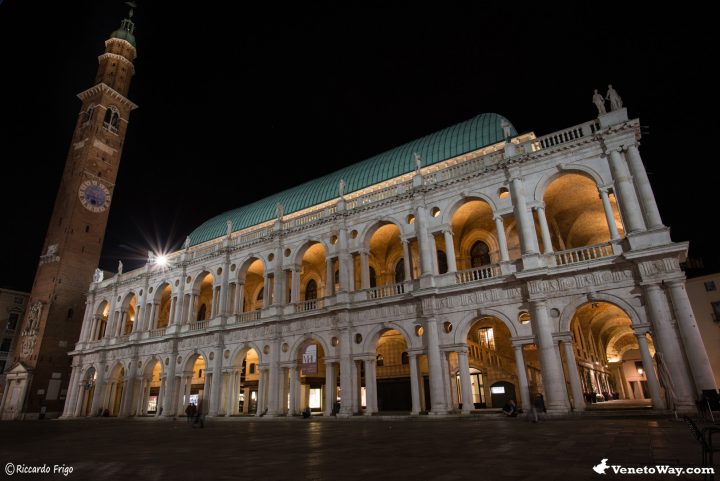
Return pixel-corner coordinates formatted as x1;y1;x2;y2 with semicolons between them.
637;367;644;375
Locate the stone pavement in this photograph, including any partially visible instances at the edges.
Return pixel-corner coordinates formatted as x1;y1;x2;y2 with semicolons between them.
0;414;715;481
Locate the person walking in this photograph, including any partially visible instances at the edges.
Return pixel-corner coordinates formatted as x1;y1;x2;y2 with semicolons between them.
530;393;546;423
185;403;195;423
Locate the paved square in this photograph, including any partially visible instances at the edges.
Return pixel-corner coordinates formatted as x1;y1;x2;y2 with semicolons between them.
0;416;712;480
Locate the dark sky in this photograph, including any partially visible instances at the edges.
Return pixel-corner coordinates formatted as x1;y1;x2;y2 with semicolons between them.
0;1;716;291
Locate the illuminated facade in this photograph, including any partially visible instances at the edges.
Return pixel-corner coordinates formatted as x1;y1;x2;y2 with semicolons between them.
58;98;718;419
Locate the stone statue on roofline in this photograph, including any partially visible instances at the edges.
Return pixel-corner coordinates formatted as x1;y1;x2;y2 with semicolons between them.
226;219;233;237
276;202;284;221
118;260;123;275
501;119;513;140
592;89;607;115
183;236;191;250
93;268;104;283
606;84;623;111
414;152;422;174
338;179;346;199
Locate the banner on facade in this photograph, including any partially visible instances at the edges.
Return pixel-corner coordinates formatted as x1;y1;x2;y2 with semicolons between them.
302;344;317;375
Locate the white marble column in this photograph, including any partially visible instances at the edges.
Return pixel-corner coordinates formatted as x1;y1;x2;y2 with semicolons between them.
494;215;510;262
364;359;377;415
267;342;281;416
324;361;336;416
401;239;413;281
560;338;586;411
643;284;696;410
325;257;334;297
536;205;554;254
512;344;531;412
634;328;665;409
408;353;421;415
624;145;663;229
235;283;245;314
209;349;224;416
291;267;300;303
415;205;435;276
62;366;81;417
360;251;370;289
531;300;569;413
442;230;458;273
425;318;448;414
667;280;718;392
457;349;473;414
509;177;539;255
89;365;106;416
607;149;646;233
288;366;299;415
256;368;266;415
162;357;176;416
599;187;621;240
262;275;271;307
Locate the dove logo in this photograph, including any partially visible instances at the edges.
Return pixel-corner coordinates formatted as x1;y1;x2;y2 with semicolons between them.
593;459;610;475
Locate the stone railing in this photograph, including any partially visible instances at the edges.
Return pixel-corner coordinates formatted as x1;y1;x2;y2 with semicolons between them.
368;282;405;300
118;335;130;343
456;264;500;284
554;242;614;267
235;311;261;323
189;320;209;331
148;328;166;338
234;225;274;246
527;119;600;152
295;298;325;313
283;206;336;230
424;152;505;186
345;180;414;210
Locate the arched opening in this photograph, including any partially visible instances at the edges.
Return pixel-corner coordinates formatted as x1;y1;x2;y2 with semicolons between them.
374;329;412;412
139;360;162;416
296;339;329;414
180;356;207;414
367;223;403;288
77;367;97;417
297;242;327;303
451;198;519;271
543;173;624;250
195;273;214;321
120;293;137;335
459;317;520;409
154;283;172;329
568;301;655;407
93;301;109;340
226;349;260;415
240;258;265;312
103;106;120;133
470;241;491;268
305;279;317;300
105;364;125;416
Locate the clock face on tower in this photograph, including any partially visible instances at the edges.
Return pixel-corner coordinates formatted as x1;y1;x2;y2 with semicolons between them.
78;179;111;213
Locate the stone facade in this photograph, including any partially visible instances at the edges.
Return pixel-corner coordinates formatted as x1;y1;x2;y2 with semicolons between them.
62;105;717;419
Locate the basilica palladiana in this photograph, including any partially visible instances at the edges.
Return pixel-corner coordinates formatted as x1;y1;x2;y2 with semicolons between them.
56;87;716;420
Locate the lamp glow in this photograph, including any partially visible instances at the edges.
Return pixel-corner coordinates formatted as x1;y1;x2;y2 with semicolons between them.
155;255;168;267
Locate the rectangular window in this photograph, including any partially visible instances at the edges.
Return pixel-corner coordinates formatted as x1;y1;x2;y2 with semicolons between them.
712;301;720;322
705;281;717;292
478;327;495;350
7;313;19;331
0;338;11;353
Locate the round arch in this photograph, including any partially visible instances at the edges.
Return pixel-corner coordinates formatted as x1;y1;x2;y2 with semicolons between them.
180;351;209;373
558;293;645;332
533;166;605;203
229;342;265;366
443;194;498;226
454;308;519;345
360;218;406;250
289;334;332;361
236;255;265;283
362;322;415;353
120;291;137;310
94;299;110;315
292;239;330;267
141;356;164;379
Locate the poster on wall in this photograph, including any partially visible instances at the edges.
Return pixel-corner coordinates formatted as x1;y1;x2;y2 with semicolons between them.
302;344;317;375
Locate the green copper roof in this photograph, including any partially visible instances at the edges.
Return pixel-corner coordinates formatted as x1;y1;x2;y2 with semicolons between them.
189;113;516;246
111;19;136;48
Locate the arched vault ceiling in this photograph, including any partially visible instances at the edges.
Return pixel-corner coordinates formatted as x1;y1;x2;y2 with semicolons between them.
451;200;494;239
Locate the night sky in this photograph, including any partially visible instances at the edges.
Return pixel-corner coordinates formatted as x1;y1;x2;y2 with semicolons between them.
0;1;716;292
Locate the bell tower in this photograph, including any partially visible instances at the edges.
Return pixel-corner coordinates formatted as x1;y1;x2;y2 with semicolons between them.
0;9;138;419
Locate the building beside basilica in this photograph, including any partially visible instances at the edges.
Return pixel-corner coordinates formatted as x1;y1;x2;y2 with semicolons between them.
59;99;716;419
2;10;716;421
